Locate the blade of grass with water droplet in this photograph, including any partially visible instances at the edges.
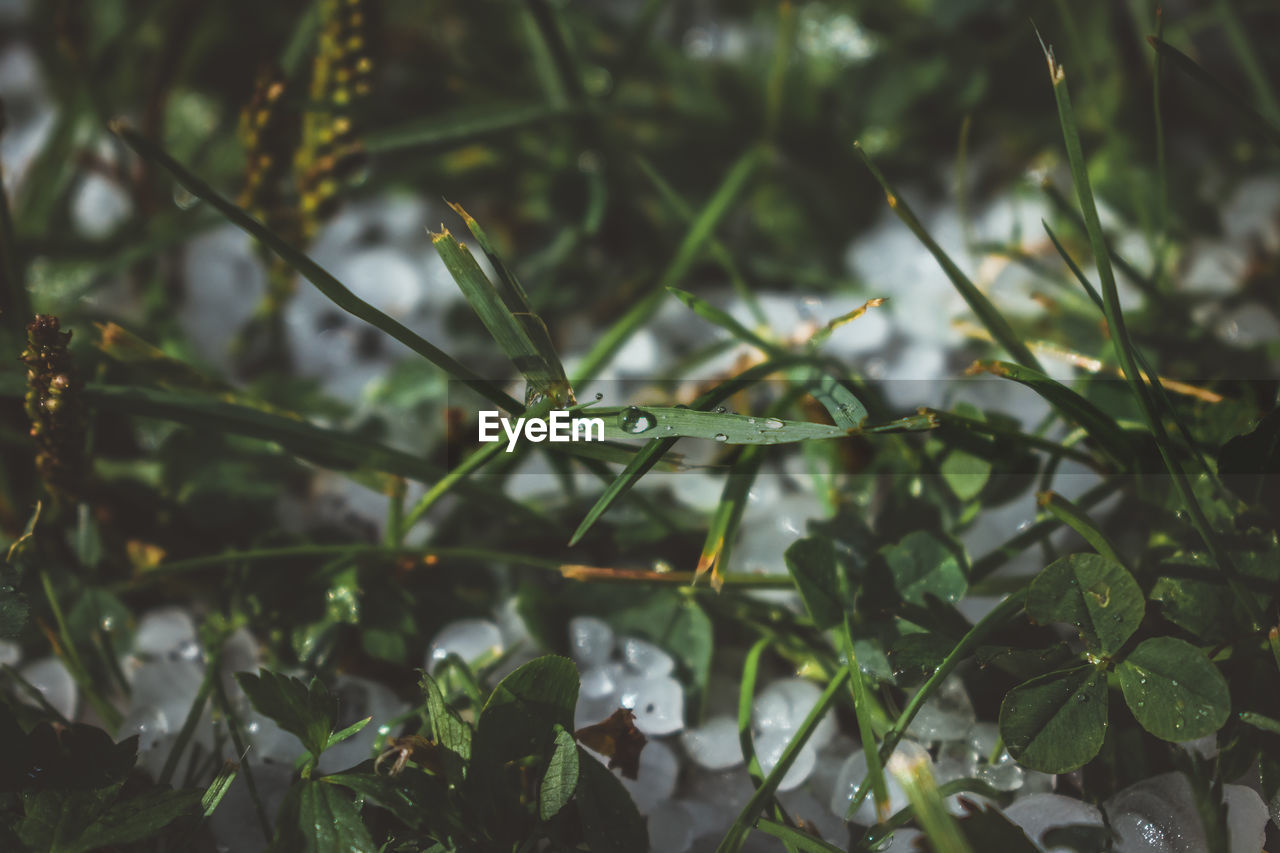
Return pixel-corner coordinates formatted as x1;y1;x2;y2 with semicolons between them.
568;357;810;546
594;406;847;444
433;211;573;405
1041;36;1262;629
110;124;520;413
667;287;868;429
853;143;1042;372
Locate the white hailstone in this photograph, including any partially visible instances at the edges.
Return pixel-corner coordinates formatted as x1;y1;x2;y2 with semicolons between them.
753;729;818;792
334;248;424;320
880;344;948;409
668;471;728;513
1222;174;1280;252
622;636;675;677
580;663;624;700
1179;239;1247;295
569;616;615;668
1019;771;1056;798
0;639;19;666
829;748;909;825
131;658;207;737
905;675;975;743
117;705;169;753
618;673;685;736
727;293;808;340
616;738;678;814
317;675;408;774
1104;772;1268;853
646;799;696;853
735;493;828;575
680;715;743;771
178;225;267;371
1214;302;1280;347
1003;794;1104;853
494;597;533;649
1178;734;1218;761
426;619;504;671
610;328;661;377
71;173;132;239
219;627;259;703
682;767;756;839
133;606;197;657
752;678;836;749
977;753;1025;792
966;722;1001;759
19;656;76;719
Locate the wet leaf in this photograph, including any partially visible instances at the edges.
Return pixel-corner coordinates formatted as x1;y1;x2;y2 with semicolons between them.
784;536;845;630
999;665;1107;773
1117;637;1230;741
1026;554;1143;656
235;669;337;759
540;725;579;819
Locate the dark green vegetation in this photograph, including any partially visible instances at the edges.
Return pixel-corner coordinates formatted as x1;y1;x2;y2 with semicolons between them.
1;1;1279;851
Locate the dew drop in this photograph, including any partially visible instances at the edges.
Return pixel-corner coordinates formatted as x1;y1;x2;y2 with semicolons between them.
714;406;728;414
762;418;784;430
714;433;728;443
618;406;657;434
594;392;604;401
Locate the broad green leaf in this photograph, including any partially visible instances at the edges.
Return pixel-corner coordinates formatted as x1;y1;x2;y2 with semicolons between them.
1026;554;1143;656
1117;637;1230;741
784;537;844;630
575;749;648;853
471;655;579;795
293;780;375;853
881;531;967;607
999;665;1107;774
235;670;337;759
421;670;472;761
66;788;201;853
940;449;991;501
539;725;579;820
323;771;454;835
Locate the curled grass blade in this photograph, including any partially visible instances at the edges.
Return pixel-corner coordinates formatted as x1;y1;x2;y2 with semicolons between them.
111;124;520;412
854;143;1042;372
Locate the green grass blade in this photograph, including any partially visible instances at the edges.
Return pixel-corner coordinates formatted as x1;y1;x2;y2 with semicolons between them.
432;222;572;405
888;746;973;853
967;361;1132;468
110;124;521;413
927;407;1099;468
839;620;890;822
567;356;810;546
39;571;121;729
853;143;1042;372
717;666;851;853
847;595;1024;816
738;637;771;786
756;818;845;853
158;646;220;786
1036;491;1125;567
696;446;765;590
1041;39;1262;629
366;103;578;154
1146;36;1280;146
571;145;765;384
